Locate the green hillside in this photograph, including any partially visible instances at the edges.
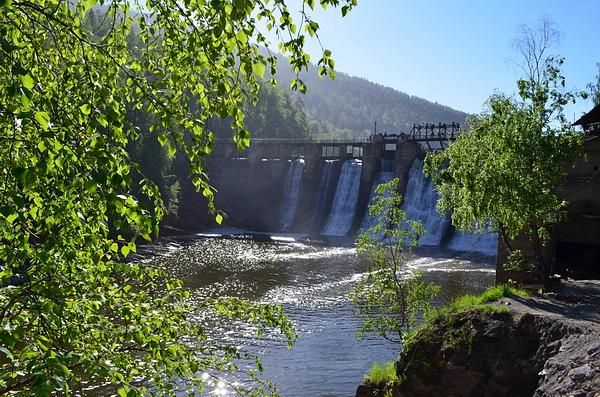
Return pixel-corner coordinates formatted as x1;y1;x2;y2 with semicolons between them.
274;58;468;140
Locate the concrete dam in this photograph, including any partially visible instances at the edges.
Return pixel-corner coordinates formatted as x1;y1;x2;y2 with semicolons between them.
178;131;496;256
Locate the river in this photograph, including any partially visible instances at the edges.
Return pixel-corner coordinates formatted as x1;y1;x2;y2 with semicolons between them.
148;231;496;396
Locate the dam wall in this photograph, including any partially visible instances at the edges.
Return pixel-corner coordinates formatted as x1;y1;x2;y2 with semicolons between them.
178;136;419;234
174;136;497;256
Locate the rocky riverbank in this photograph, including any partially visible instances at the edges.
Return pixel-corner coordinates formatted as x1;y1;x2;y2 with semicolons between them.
356;281;600;397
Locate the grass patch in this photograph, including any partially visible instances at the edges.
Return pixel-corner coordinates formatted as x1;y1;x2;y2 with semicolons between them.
364;361;399;386
400;285;530;353
479;284;529;303
426;284;529;322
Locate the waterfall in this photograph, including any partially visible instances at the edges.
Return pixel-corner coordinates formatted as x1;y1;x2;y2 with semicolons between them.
446;231;498;256
401;159;451;246
400;157;497;257
321;159;362;236
279;159;305;231
309;161;336;232
360;171;395;231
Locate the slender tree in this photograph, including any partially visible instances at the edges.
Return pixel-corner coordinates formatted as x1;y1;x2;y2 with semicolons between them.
425;20;584;287
350;179;439;343
588;63;600;106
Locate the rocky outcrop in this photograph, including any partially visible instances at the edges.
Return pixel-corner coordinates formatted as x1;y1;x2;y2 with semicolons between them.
537;332;599;397
395;310;598;397
356;282;600;397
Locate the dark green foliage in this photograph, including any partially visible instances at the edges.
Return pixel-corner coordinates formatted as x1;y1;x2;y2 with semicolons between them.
246;82;312;140
209;81;312;140
126;109;181;218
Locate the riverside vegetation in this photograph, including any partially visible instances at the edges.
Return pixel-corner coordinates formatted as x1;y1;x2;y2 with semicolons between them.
425;20;587;289
350;178;529;392
350;178;438;392
350;179;528;393
0;0;358;395
357;285;530;395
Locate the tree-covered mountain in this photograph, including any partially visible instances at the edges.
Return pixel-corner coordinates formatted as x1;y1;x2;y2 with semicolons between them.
208;81;312;140
273;56;468;139
208;54;468;141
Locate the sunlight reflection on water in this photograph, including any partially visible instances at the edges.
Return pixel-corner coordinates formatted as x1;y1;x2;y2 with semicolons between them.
149;234;495;396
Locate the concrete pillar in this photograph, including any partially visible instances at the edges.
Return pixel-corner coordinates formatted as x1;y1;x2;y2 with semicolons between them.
352;141;380;233
395;139;420;197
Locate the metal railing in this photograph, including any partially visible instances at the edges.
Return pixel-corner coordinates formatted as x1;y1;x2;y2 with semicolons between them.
212;122;462;149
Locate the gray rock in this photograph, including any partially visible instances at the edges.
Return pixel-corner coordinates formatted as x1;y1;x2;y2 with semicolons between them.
569;364;593;381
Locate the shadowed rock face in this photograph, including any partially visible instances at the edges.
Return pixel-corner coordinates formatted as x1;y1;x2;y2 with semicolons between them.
356;282;600;397
393;311;586;397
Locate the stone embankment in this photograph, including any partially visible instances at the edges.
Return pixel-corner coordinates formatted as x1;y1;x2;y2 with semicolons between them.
356;281;600;397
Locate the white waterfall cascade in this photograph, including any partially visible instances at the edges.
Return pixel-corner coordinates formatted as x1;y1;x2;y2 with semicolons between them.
321;159;363;236
446;230;498;256
309;161;335;232
400;158;498;256
279;159;305;231
360;171;395;231
401;158;451;246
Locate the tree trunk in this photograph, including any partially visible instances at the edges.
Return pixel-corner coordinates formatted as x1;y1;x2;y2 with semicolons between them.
530;229;550;290
499;223;514;253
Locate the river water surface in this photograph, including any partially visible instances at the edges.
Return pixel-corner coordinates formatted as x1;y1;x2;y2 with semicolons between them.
149;232;495;396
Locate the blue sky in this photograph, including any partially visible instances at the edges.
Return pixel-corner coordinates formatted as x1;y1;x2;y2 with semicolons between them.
274;0;599;119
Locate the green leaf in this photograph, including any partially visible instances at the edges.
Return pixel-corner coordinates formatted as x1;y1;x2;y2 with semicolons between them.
34;111;50;131
20;92;31;108
82;0;95;12
252;62;266;78
0;268;13;282
157;134;167;147
95;114;108;127
6;213;17;224
20;74;34;89
80;104;92;115
167;142;176;157
234;129;251;150
215;213;223;225
236;30;248;44
85;180;97;193
298;80;307;94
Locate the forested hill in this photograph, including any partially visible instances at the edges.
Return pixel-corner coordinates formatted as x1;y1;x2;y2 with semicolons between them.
274;58;468;139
